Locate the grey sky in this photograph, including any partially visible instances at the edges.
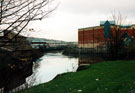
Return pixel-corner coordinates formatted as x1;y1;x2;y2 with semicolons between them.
28;0;135;41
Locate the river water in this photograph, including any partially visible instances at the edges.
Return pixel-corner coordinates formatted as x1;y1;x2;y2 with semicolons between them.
0;52;104;92
26;52;78;86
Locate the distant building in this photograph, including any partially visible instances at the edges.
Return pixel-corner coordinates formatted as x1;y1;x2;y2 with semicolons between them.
0;30;32;50
78;21;135;49
27;37;69;49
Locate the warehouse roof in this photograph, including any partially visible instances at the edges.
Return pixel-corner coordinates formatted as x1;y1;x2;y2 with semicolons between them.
78;26;104;31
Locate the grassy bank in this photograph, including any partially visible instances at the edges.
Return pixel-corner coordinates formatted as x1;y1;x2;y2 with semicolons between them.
20;60;135;93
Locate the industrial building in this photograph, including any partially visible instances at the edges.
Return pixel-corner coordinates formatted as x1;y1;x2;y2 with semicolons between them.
78;21;135;49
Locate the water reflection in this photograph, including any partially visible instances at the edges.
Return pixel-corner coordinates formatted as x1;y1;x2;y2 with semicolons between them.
26;62;41;87
27;52;78;86
79;56;104;65
27;53;104;86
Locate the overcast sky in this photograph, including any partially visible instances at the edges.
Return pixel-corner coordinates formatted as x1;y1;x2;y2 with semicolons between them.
28;0;135;42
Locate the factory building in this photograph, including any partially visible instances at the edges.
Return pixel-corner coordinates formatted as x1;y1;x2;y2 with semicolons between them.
78;21;135;49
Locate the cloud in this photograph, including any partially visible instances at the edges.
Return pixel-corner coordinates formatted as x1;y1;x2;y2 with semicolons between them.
29;0;135;41
59;0;135;15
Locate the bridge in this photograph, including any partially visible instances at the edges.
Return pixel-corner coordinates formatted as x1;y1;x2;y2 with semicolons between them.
30;42;69;46
30;41;78;49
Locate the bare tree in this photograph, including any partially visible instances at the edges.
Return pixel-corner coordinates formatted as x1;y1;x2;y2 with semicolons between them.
107;12;133;60
0;0;56;45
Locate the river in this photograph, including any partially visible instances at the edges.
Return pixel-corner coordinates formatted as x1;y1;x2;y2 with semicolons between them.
0;52;104;92
26;52;79;86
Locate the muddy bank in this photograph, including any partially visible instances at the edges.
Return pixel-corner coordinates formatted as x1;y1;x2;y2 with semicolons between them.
0;49;44;92
0;54;33;92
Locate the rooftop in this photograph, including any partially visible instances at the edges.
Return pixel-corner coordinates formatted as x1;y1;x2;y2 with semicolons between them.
100;21;115;26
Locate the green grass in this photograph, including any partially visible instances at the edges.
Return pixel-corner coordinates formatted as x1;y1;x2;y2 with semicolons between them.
20;60;135;93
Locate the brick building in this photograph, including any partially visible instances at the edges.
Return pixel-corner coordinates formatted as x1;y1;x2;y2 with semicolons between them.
78;21;135;49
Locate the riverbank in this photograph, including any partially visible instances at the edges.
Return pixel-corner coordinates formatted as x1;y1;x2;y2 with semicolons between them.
19;60;135;93
62;48;109;61
0;49;44;92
